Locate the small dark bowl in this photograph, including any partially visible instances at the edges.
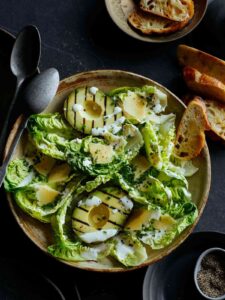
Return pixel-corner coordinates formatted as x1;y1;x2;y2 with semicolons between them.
194;247;225;300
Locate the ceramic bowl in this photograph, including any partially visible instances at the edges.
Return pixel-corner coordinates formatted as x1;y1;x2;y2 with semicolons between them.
105;0;207;43
5;70;211;272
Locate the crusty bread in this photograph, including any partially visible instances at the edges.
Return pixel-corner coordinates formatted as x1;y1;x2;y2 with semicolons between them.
203;99;225;142
182;95;225;142
140;0;194;22
128;7;189;35
178;45;225;85
183;66;225;103
174;98;210;160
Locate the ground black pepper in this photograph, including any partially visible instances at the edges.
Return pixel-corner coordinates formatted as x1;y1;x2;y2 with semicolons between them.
197;252;225;298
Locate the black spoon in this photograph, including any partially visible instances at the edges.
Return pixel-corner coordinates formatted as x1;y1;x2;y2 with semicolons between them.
0;68;59;187
0;25;41;161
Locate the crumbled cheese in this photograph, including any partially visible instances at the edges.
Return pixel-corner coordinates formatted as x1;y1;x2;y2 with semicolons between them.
89;86;99;95
79;229;118;243
112;208;119;214
116;239;134;260
81;248;99;260
120;196;133;211
110;124;122;134
73;138;82;144
92;116;126;136
91;127;108;136
114;106;122;114
73;104;83;112
83;157;92;167
81;243;107;260
150;209;161;220
78;196;102;207
116;116;126;124
140;229;165;245
153;103;162;114
104;106;122;119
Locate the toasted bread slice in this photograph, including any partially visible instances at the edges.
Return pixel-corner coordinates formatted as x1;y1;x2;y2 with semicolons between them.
140;0;194;22
128;8;189;35
178;45;225;85
174;98;210;160
182;95;225;142
204;99;225;142
183;66;225;103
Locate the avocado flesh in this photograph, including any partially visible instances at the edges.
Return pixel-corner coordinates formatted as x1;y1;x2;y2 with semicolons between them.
72;188;133;242
64;87;116;134
131;155;150;180
153;215;176;230
33;154;56;176
48;163;71;183
125;208;152;231
89;143;115;164
121;92;147;123
36;185;59;206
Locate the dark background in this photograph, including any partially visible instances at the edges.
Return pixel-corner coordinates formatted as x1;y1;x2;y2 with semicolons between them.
0;0;225;299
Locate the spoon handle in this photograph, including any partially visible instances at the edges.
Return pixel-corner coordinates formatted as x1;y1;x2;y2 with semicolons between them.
0;78;23;163
0;115;28;188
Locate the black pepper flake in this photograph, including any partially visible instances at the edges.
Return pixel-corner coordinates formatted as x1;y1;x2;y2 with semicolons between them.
197;252;225;298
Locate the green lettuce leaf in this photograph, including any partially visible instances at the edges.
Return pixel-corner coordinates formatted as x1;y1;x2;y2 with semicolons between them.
142;114;175;170
4;159;37;191
65;136;126;176
110;233;147;267
27;113;78;160
139;205;198;249
48;175;112;261
14;178;80;223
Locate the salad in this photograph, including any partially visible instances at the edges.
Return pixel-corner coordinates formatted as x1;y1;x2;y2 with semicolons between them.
4;85;198;267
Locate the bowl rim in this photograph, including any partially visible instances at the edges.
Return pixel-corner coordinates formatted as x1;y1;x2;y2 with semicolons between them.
5;69;211;272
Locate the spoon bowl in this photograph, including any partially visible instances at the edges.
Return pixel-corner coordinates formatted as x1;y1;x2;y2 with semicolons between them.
22;68;60;114
10;25;40;79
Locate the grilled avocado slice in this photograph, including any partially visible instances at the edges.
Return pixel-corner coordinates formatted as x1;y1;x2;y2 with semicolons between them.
72;187;133;243
64;87;123;134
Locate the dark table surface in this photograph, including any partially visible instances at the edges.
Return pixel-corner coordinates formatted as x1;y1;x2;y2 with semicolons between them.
0;1;225;299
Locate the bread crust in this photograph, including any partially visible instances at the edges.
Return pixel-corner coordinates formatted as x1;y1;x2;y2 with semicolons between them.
174;98;210;160
182;95;225;143
140;0;194;22
183;66;225;103
128;8;189;35
178;45;225;85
